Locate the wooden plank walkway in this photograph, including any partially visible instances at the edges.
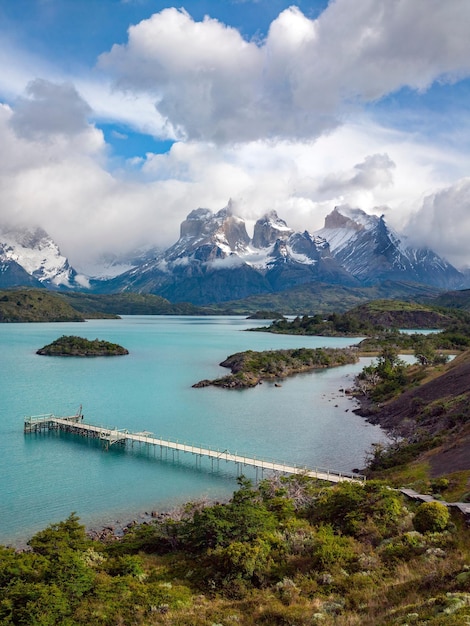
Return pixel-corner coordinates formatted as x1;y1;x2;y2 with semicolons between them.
400;488;470;520
24;413;365;483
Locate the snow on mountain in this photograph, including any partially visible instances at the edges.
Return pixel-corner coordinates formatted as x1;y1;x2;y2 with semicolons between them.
165;204;251;262
98;206;357;303
316;205;379;254
251;210;293;249
0;226;87;289
316;206;463;288
1;203;465;302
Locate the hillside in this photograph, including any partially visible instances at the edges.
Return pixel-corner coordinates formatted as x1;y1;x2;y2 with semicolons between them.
0;289;86;322
210;281;443;315
346;299;454;328
1;478;469;625
60;292;208;316
362;349;470;479
0;282;448;320
0;289;208;321
429;288;470;311
253;300;467;339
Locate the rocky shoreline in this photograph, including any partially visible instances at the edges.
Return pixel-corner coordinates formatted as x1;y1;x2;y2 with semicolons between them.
86;510;172;543
193;347;358;389
86;496;229;544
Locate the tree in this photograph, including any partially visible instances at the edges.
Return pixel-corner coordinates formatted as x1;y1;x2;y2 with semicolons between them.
413;337;449;367
28;513;91;557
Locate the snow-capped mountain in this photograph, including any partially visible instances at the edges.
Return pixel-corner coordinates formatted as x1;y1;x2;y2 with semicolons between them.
1;204;464;304
98;205;357;303
0;226;86;290
316;206;463;288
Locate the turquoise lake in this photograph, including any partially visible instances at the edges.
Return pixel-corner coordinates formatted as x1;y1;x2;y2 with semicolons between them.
0;316;388;545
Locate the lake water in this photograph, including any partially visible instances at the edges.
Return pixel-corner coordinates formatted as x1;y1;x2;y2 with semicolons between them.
0;316;388;545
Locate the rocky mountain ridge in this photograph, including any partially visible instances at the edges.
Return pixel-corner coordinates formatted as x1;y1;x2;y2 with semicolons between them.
0;205;466;304
317;206;462;288
0;226;87;290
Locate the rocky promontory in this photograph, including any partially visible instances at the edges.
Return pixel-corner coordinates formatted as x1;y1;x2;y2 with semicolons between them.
193;347;358;389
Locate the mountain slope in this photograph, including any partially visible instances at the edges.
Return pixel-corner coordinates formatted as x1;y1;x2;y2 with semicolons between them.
0;227;86;290
100;206;358;304
363;349;470;477
2;204;464;305
0;289;85;322
316;206;463;288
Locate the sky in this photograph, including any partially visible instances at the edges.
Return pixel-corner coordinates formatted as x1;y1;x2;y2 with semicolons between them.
1;0;470;271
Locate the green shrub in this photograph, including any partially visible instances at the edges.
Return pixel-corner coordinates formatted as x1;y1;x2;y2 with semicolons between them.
379;531;426;563
310;525;358;572
412;501;450;533
309;481;403;540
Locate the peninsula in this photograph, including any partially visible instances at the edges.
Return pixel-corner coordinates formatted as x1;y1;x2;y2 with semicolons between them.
36;335;129;356
193;347;358;388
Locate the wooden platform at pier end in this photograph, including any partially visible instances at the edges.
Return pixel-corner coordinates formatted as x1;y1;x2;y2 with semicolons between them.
24;412;365;484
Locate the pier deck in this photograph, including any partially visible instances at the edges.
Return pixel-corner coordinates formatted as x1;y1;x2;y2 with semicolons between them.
24;412;365;483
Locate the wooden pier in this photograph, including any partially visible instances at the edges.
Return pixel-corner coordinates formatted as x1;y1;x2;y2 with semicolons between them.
24;410;365;484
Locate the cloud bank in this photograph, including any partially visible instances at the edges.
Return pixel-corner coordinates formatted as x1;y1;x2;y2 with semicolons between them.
100;1;470;143
1;2;470;271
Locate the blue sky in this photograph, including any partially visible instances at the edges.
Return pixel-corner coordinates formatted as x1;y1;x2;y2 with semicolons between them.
1;0;470;270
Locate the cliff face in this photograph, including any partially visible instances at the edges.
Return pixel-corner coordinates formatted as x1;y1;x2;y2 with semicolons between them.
316;206;464;289
251;211;293;248
4;204;465;303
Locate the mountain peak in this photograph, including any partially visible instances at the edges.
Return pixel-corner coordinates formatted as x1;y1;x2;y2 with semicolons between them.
316;207;463;288
252;210;294;248
0;225;84;289
170;205;250;262
324;206;378;231
1;203;465;301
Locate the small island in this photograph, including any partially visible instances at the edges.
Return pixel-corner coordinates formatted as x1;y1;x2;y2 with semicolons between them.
36;335;129;357
193;347;358;389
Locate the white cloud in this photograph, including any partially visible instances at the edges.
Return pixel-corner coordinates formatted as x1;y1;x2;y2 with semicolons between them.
317;154;396;195
3;84;470;271
210;255;245;269
405;178;470;268
99;2;470;143
2;3;470;271
10;79;92;140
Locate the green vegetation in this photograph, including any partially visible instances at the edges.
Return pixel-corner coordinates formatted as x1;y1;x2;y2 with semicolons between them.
254;311;375;336
356;344;426;403
246;310;285;319
209;281;442;315
254;301;470;366
0;289;86;322
0;289;210;322
412;501;451;533
193;347;358;388
60;292;208;316
255;300;463;335
1;478;469;625
36;335;129;356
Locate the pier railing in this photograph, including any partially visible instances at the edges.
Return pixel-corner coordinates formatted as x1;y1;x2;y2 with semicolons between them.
24;414;366;483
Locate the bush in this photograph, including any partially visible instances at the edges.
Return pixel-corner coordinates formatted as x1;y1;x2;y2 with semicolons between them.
310;525;358;571
412;501;450;533
309;481;403;541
